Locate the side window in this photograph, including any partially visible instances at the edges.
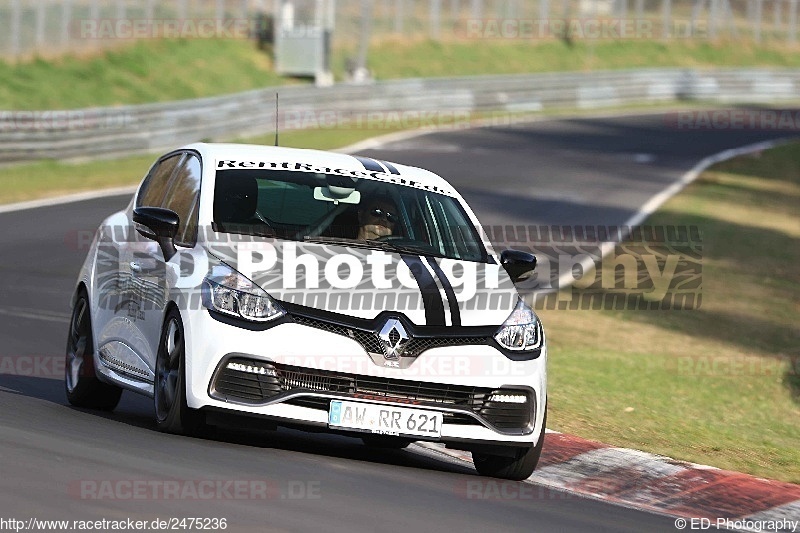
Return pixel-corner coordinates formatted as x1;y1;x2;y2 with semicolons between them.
163;155;202;246
137;154;183;208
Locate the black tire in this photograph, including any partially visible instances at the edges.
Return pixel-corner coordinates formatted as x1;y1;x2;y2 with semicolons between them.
472;406;547;481
65;290;123;410
360;434;412;449
154;309;205;435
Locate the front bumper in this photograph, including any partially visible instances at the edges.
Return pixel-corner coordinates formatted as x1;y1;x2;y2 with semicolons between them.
182;308;547;447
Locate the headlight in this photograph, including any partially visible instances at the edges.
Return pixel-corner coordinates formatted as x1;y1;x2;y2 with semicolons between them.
201;263;285;322
494;298;542;351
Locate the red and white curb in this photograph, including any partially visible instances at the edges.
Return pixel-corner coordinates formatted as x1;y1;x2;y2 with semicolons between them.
410;431;800;532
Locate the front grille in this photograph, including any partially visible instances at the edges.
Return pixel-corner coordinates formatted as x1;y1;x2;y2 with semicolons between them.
291;315;489;357
213;358;533;431
292;316;384;354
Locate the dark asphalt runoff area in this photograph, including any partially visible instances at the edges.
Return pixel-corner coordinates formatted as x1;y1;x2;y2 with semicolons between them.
0;111;793;532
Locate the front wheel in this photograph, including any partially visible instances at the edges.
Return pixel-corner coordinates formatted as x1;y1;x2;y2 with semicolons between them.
65;291;122;410
154;309;204;435
472;406;547;481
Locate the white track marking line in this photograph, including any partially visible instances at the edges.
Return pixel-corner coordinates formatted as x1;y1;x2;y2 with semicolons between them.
555;137;795;291
0;307;70;323
0;186;137;215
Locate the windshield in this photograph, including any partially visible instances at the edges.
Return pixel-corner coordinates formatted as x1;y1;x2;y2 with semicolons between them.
213;169;487;262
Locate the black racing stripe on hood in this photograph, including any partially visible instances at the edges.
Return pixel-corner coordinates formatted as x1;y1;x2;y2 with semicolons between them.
353;156;385;173
425;257;461;326
380;160;401;175
401;255;446;326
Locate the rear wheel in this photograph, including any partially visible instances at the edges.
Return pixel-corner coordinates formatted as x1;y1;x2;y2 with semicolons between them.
472;406;547;481
65;291;122;410
154;309;205;435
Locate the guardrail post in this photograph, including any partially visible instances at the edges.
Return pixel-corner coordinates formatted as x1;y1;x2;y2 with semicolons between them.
662;0;672;39
789;0;798;43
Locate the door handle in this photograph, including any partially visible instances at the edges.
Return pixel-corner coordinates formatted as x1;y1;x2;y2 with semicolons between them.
130;261;142;273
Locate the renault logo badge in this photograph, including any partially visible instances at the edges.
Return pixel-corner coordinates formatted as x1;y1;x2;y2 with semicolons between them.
379;318;409;360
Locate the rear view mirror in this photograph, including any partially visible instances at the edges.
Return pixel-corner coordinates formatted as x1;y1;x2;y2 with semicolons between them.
133;207;180;260
501;249;537;283
314;186;361;205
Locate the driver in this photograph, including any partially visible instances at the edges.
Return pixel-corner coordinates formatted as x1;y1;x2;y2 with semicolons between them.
357;196;399;240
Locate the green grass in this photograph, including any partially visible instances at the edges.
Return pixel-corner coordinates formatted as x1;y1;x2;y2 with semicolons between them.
0;39;294;110
357;38;800;79
3;37;800;110
539;141;800;483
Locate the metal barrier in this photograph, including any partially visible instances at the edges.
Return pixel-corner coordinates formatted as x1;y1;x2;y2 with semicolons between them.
1;67;798;164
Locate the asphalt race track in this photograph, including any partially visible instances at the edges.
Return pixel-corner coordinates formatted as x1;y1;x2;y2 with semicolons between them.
0;111;791;532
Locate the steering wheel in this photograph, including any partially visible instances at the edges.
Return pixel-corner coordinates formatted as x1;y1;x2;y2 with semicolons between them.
374;235;405;242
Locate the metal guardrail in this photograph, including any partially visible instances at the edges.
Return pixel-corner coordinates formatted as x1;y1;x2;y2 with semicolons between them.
1;67;799;164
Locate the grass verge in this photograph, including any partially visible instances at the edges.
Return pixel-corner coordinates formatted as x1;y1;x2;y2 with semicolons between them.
0;39;293;110
539;141;800;483
362;38;800;79
3;37;800;109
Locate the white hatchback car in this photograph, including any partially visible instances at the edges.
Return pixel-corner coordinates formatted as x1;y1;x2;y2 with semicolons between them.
66;143;547;480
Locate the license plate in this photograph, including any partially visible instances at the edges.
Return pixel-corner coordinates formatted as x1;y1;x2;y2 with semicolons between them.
328;400;443;438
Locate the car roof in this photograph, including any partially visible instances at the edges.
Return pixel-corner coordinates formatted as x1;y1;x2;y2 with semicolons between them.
182;142;457;196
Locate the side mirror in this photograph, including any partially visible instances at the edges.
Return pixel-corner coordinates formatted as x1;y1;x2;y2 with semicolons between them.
501;249;537;283
133;207;180;261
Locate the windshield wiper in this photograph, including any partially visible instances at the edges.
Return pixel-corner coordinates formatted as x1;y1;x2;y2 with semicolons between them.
302;236;397;252
303;236;448;258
